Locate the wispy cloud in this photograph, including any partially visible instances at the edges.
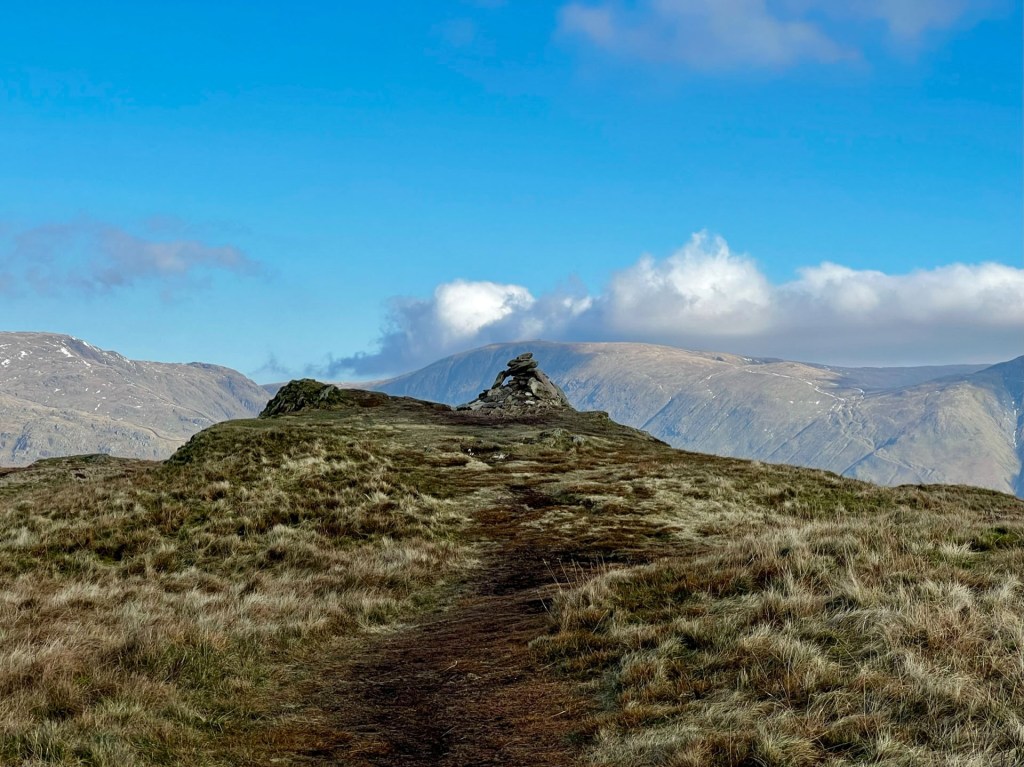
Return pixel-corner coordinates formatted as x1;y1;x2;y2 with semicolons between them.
323;232;1024;376
1;218;257;297
251;353;293;382
558;0;1002;70
825;0;990;41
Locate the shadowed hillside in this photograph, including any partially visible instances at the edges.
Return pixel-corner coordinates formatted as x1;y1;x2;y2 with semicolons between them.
1;380;1022;765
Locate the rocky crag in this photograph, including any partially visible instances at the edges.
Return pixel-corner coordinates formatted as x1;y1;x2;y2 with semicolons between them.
457;353;573;414
259;378;449;418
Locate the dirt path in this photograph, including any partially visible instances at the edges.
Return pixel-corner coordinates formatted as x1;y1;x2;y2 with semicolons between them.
243;418;679;767
306;496;597;766
331;575;587;765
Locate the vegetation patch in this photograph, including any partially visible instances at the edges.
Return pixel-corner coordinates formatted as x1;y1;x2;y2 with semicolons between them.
0;411;478;766
3;388;1023;766
970;525;1024;552
534;472;1024;766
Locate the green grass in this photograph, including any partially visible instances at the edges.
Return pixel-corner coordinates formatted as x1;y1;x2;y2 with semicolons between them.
532;461;1024;766
0;411;479;766
2;387;1023;766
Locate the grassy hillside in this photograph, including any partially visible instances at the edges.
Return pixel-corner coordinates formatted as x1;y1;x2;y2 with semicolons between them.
1;389;1022;765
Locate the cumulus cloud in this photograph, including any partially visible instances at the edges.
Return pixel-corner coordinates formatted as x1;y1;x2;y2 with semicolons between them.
433;280;536;341
605;233;773;336
0;218;255;296
768;260;1024;362
330;232;1024;375
558;0;999;70
320;279;592;377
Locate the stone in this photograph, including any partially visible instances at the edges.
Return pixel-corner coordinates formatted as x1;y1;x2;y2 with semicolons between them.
456;353;573;415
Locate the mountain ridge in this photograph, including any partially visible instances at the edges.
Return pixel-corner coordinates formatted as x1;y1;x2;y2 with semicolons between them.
0;331;270;465
374;341;1023;496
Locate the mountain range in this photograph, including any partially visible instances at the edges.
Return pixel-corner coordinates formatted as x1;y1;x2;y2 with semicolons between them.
375;341;1024;497
3;333;1021;498
0;332;269;465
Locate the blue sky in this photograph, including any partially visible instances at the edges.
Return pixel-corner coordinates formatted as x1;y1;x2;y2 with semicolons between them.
1;1;1021;380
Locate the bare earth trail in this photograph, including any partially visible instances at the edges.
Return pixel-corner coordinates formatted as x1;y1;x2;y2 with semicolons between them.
293;458;677;766
306;496;601;766
231;393;684;767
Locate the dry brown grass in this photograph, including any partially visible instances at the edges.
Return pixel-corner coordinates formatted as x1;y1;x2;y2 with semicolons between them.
533;459;1024;767
3;390;1023;766
0;416;479;766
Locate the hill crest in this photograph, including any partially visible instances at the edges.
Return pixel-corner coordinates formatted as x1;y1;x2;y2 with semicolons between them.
1;380;1022;764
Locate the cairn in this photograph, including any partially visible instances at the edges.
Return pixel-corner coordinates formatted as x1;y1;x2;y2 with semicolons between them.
457;352;573;414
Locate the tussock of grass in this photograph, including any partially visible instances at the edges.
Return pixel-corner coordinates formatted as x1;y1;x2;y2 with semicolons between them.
0;421;477;765
534;469;1024;766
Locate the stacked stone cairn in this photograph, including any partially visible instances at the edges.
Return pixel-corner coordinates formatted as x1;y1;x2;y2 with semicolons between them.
457;352;573;414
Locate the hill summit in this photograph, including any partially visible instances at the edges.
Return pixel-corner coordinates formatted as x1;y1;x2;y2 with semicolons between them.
375;341;1024;497
260;352;576;420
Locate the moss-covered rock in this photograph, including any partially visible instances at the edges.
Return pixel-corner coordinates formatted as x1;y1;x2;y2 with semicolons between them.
260;379;450;417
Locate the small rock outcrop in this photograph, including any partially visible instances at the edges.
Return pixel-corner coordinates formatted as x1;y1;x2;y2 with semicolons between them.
457;353;573;414
259;379;451;418
259;379;400;417
260;379;348;417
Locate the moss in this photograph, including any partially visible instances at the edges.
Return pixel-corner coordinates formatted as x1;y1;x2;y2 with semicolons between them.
970;525;1024;551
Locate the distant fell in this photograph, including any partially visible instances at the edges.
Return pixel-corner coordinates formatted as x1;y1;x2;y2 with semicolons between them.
0;332;269;465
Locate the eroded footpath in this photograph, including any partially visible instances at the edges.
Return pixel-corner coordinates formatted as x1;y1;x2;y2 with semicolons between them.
280;420;678;766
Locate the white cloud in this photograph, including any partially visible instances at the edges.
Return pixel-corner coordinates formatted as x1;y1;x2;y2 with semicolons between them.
791;262;886;314
433;280;535;341
324;279;574;377
785;261;1024;326
606;232;773;335
559;0;1000;70
331;232;1024;375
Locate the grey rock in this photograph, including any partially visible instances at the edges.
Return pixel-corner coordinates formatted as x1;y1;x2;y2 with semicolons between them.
456;352;573;415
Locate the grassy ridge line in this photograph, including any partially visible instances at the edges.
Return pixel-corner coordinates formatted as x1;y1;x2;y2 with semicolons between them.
534;455;1024;766
0;414;479;766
